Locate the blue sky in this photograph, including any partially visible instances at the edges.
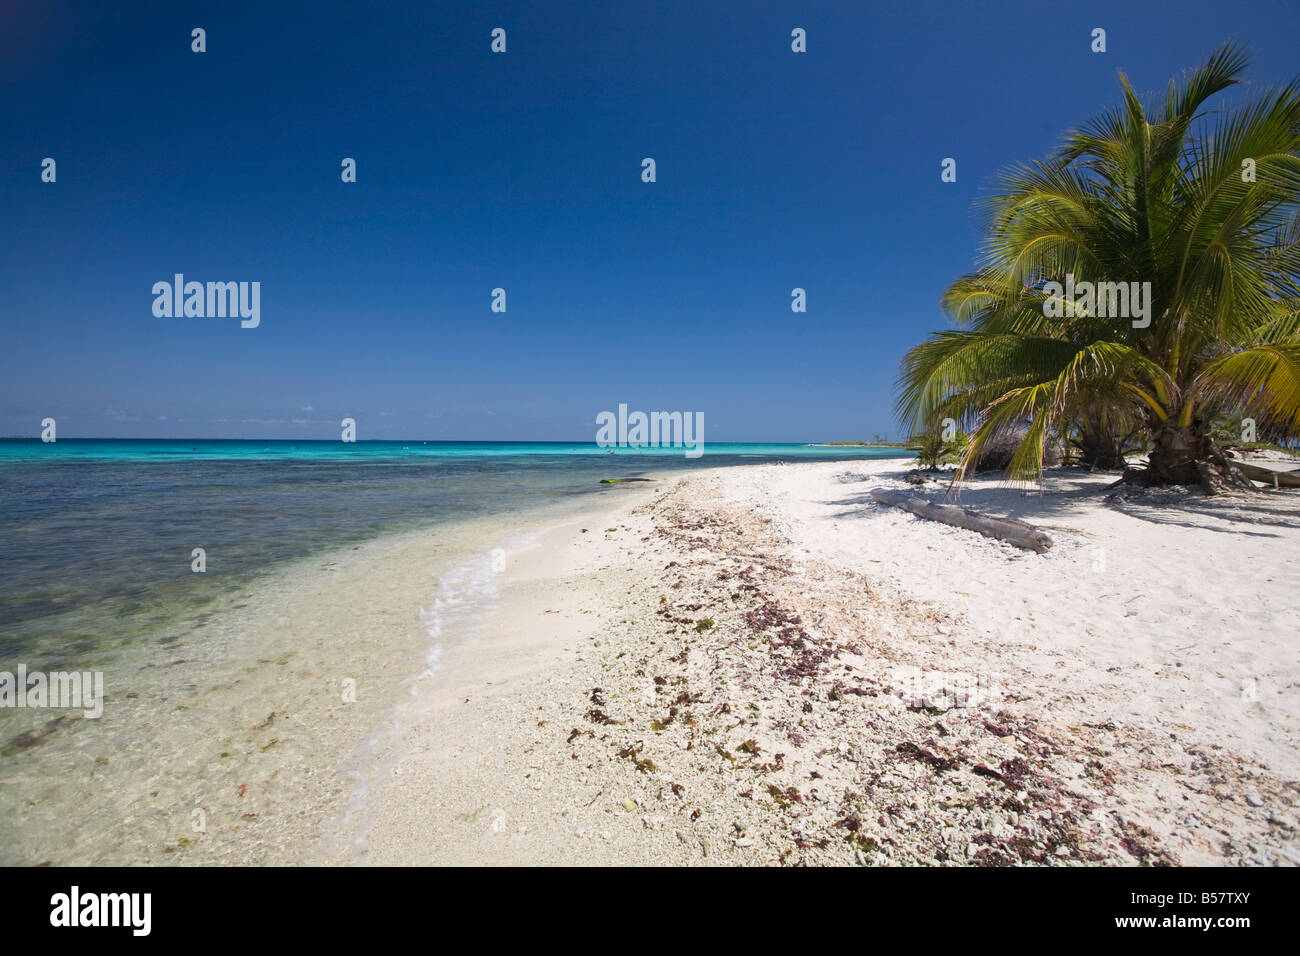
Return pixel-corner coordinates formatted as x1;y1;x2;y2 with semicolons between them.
3;0;1298;441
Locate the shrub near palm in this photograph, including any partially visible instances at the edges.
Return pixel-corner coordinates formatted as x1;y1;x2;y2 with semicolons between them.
909;426;968;471
899;44;1300;491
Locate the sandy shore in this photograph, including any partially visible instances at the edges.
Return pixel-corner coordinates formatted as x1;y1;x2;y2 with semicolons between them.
318;458;1300;866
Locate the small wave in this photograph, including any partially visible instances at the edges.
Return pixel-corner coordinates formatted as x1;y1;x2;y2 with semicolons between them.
322;540;521;861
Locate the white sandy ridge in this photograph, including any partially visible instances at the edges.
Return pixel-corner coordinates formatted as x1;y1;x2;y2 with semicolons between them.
318;457;1299;866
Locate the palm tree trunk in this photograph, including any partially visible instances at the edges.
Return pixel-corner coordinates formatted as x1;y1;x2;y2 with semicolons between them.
1147;423;1206;484
1073;415;1128;470
1145;422;1254;491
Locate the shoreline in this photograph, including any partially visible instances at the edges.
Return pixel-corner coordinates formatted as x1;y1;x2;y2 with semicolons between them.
0;485;643;866
335;458;1299;866
6;455;1295;866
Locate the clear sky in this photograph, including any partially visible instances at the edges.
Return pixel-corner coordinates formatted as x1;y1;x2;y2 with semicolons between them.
3;0;1298;441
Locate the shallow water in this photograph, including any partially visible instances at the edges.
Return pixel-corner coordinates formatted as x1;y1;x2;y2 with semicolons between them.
0;440;910;661
0;440;912;864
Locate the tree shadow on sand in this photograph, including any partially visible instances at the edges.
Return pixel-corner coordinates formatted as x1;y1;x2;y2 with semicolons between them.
823;469;1300;539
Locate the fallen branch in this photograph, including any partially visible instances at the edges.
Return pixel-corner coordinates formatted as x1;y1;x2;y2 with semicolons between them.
870;488;1054;553
1234;461;1300;489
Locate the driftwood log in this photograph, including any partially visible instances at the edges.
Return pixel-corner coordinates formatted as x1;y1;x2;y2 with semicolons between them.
870;488;1054;553
1234;461;1300;489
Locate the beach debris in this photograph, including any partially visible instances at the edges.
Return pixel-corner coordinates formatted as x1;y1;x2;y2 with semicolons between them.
541;463;1293;868
869;488;1054;553
1234;461;1300;488
895;742;958;773
616;742;658;773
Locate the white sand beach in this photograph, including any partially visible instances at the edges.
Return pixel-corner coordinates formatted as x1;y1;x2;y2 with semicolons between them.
316;458;1300;867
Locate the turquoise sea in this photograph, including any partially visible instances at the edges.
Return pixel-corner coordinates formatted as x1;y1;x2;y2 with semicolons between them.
0;438;913;863
0;439;911;663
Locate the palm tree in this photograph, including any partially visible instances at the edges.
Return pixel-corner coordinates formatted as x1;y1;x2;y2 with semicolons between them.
898;44;1300;491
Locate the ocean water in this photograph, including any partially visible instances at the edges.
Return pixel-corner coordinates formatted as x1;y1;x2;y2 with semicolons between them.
0;439;911;864
0;439;910;661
